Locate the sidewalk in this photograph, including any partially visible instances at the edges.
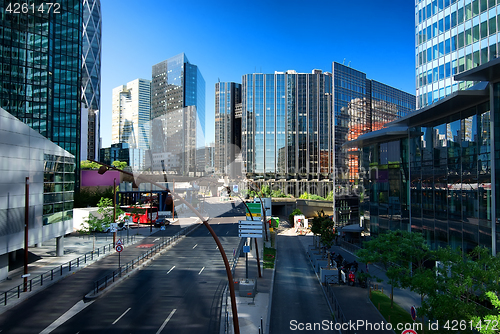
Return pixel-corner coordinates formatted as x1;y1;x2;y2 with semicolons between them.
0;217;199;313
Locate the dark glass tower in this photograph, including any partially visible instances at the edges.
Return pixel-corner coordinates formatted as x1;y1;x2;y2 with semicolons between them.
0;0;82;187
82;0;101;160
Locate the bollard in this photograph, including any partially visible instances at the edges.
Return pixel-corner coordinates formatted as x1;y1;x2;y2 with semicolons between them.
60;265;63;276
77;258;79;267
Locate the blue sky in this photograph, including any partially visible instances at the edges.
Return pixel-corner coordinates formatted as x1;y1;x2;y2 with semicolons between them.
100;0;416;148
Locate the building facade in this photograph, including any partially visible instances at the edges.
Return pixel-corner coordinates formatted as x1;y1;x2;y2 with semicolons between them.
100;143;145;171
150;54;205;175
0;108;75;280
415;0;500;108
242;70;334;197
215;82;242;176
349;58;500;255
0;0;82;187
111;79;151;150
333;62;416;186
82;0;102;161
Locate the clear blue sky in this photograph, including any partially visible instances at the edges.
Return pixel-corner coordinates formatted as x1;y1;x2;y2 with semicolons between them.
100;0;416;148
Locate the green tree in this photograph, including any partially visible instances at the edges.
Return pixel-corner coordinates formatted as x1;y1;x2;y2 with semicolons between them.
471;291;500;334
80;197;123;233
289;208;303;227
112;160;127;170
80;160;101;170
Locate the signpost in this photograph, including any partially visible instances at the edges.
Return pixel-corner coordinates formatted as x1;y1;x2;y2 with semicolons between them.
116;240;124;268
245;203;261;221
238;220;263;238
410;305;417;321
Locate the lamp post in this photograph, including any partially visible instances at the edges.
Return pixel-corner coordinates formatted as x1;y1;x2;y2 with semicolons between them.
90;160;240;334
113;178;117;245
24;177;29;292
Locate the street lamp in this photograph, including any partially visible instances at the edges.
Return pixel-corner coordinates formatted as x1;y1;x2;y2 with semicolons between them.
90;160;240;334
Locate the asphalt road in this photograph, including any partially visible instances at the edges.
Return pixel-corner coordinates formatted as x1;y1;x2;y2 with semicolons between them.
270;233;333;334
0;217;241;334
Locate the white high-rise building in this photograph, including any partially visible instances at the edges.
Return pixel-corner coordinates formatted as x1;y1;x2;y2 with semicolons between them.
415;0;500;108
112;79;151;150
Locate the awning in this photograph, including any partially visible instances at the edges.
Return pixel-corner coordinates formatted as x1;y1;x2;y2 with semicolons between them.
340;224;364;233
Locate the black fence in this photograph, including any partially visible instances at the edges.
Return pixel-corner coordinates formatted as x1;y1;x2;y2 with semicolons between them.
2;235;138;306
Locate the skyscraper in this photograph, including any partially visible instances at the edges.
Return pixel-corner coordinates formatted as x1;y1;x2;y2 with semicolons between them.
415;0;500;108
242;70;333;197
82;0;102;160
0;0;82;187
333;62;416;185
150;53;205;175
111;79;151;150
215;82;242;176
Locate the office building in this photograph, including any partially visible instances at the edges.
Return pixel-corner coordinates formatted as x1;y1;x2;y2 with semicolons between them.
0;108;75;280
82;0;102;161
150;54;205;175
100;143;145;171
215;82;242;176
242;66;415;197
347;58;500;255
0;0;83;188
415;0;500;108
333;62;416;186
111;79;151;150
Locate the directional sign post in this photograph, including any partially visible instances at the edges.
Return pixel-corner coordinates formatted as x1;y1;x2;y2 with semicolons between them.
239;220;263;238
116;241;124;269
245;203;261;221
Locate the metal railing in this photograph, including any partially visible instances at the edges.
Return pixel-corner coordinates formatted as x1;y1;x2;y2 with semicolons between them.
324;283;353;334
92;223;200;295
2;235;138;306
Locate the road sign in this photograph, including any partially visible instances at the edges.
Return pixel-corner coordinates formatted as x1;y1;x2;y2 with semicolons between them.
239;220;263;238
233;185;239;193
161;226;166;231
410;305;417;321
243;245;250;253
245;203;261;220
116;245;124;252
116;239;123;246
110;223;118;233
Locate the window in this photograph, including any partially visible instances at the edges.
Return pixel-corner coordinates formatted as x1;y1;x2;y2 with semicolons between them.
481;21;488;38
489;17;496;35
473;25;480;42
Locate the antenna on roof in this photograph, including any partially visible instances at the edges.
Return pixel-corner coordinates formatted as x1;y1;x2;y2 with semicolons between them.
343;58;346;65
348;61;351;67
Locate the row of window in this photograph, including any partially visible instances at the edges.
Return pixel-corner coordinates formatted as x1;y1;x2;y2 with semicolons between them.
417;0;498;28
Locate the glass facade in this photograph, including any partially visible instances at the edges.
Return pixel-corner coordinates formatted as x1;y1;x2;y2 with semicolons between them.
242;70;333;192
150;54;205;175
333;63;416;186
82;0;101;160
359;94;500;253
43;154;76;225
415;0;500;108
215;82;241;175
0;0;82;188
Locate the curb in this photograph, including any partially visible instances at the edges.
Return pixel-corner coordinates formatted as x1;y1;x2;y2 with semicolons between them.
265;230;277;334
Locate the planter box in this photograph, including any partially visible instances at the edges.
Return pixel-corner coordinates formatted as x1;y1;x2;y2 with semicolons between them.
320;267;339;284
315;260;327;273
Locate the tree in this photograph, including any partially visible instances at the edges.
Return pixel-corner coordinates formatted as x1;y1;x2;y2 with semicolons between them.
471;292;500;334
112;160;128;170
310;210;336;250
80;160;101;170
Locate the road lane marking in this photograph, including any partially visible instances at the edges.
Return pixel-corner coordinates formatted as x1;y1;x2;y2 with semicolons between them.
153;238;160;242
39;300;95;334
226;231;229;234
156;309;176;334
167;266;175;274
192;244;198;249
198;267;205;275
112;307;131;325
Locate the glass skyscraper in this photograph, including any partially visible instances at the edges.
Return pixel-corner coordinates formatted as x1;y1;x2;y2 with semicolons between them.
333;62;416;185
0;0;82;187
150;53;205;175
415;0;500;108
215;82;241;176
242;70;333;197
82;0;102;160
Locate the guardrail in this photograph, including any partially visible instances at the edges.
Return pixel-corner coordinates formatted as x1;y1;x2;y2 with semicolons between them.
92;223;200;295
324;283;353;334
2;235;138;306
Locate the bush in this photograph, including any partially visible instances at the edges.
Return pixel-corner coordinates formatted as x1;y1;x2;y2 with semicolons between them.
74;187;114;208
289;208;303;225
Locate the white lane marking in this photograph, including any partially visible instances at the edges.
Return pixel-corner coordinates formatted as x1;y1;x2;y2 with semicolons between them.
226;231;229;234
39;300;95;334
153;238;160;242
156;309;176;334
198;267;205;275
167;266;175;274
192;244;198;249
112;307;131;325
216;246;218;250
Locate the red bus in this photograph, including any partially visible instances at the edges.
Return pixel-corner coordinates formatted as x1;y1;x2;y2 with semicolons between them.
121;205;158;224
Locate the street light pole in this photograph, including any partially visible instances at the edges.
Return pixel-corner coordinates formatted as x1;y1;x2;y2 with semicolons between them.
113;178;117;246
24;177;29;292
90;160;240;334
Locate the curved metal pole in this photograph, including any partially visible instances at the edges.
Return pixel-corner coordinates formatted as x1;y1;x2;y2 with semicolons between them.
89;160;240;334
